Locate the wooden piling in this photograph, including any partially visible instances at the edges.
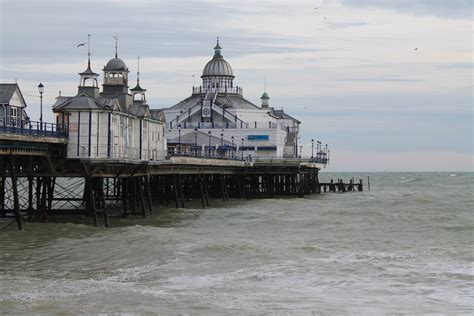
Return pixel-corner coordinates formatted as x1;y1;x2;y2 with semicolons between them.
9;156;23;230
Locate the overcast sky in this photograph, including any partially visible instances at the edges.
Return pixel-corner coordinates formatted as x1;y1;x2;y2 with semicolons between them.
0;0;472;171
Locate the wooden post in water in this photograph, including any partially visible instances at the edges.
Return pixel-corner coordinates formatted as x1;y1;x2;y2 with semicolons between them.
145;176;153;215
122;178;129;218
368;176;371;192
85;176;99;227
9;156;23;230
0;173;5;218
138;177;147;218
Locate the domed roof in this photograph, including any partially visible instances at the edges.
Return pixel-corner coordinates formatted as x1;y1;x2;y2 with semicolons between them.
261;92;270;99
202;58;233;77
202;38;234;77
104;57;128;71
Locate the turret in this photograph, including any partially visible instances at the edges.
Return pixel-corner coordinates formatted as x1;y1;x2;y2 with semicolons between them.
261;91;270;108
78;34;100;98
130;56;147;104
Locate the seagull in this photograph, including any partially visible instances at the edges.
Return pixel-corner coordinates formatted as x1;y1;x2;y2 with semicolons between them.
414;48;418;50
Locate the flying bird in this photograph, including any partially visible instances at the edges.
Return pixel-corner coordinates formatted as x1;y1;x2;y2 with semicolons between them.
76;42;87;47
414;48;418;50
314;7;319;9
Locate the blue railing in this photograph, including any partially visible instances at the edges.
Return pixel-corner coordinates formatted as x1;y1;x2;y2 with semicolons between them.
0;119;68;137
309;157;329;164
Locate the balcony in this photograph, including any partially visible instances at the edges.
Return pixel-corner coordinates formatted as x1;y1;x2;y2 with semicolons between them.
192;86;243;96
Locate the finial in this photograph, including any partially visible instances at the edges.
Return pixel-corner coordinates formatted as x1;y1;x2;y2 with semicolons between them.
214;36;222;56
114;36;119;58
87;34;91;68
264;74;267;92
137;56;140;84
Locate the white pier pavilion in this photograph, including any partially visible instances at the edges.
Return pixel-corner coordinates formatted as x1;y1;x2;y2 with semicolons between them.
163;39;300;158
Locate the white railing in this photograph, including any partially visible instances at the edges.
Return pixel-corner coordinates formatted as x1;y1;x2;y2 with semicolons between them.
170;121;279;129
79;145;167;161
192;86;243;95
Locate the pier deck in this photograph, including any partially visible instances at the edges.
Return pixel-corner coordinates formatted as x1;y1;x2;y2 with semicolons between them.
0;132;360;230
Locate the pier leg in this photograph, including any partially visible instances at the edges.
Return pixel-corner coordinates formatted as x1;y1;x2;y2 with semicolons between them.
145;176;153;215
86;176;99;227
220;175;227;201
27;157;34;221
172;175;180;208
138;177;147;218
99;178;109;227
236;175;244;200
9;156;23;230
199;174;206;208
122;178;129;218
177;174;185;208
0;172;5;218
203;175;210;207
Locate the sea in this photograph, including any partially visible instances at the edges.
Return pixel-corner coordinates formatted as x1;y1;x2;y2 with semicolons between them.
0;172;472;314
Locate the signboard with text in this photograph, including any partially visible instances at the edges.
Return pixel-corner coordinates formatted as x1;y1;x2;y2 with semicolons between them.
247;135;269;141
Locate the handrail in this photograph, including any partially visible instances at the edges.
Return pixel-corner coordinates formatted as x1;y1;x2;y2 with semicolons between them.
0;119;68;137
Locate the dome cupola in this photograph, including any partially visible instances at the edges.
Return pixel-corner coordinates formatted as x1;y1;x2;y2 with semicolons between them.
102;37;129;88
201;37;235;93
104;57;128;71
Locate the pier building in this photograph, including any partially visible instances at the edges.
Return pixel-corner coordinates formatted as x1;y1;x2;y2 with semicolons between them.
0;83;29;128
163;39;300;158
53;47;166;160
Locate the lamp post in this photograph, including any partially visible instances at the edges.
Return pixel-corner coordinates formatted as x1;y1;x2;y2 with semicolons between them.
241;137;244;160
319;141;322;160
231;136;234;158
208;130;212;156
38;83;44;130
325;144;328;163
299;145;302;158
194;127;198;146
177;124;181;155
296;136;300;158
311;139;314;159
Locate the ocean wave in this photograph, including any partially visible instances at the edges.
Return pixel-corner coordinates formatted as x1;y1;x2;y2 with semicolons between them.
399;177;420;184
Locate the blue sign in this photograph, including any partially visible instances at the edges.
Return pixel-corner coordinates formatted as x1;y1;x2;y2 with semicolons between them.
247;135;269;141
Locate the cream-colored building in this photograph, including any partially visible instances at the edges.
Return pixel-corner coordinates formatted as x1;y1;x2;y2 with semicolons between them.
53;49;166;161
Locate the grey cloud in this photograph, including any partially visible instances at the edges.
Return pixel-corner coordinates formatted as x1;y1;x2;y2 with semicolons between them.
338;0;473;19
0;0;304;65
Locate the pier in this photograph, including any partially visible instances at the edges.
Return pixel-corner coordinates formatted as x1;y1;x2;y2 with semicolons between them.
0;122;362;230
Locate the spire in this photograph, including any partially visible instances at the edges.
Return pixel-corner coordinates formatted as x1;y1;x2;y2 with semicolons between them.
214;36;222;57
136;56;140;85
114;36;119;58
131;56;146;101
79;34;98;77
87;34;91;68
78;33;99;96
